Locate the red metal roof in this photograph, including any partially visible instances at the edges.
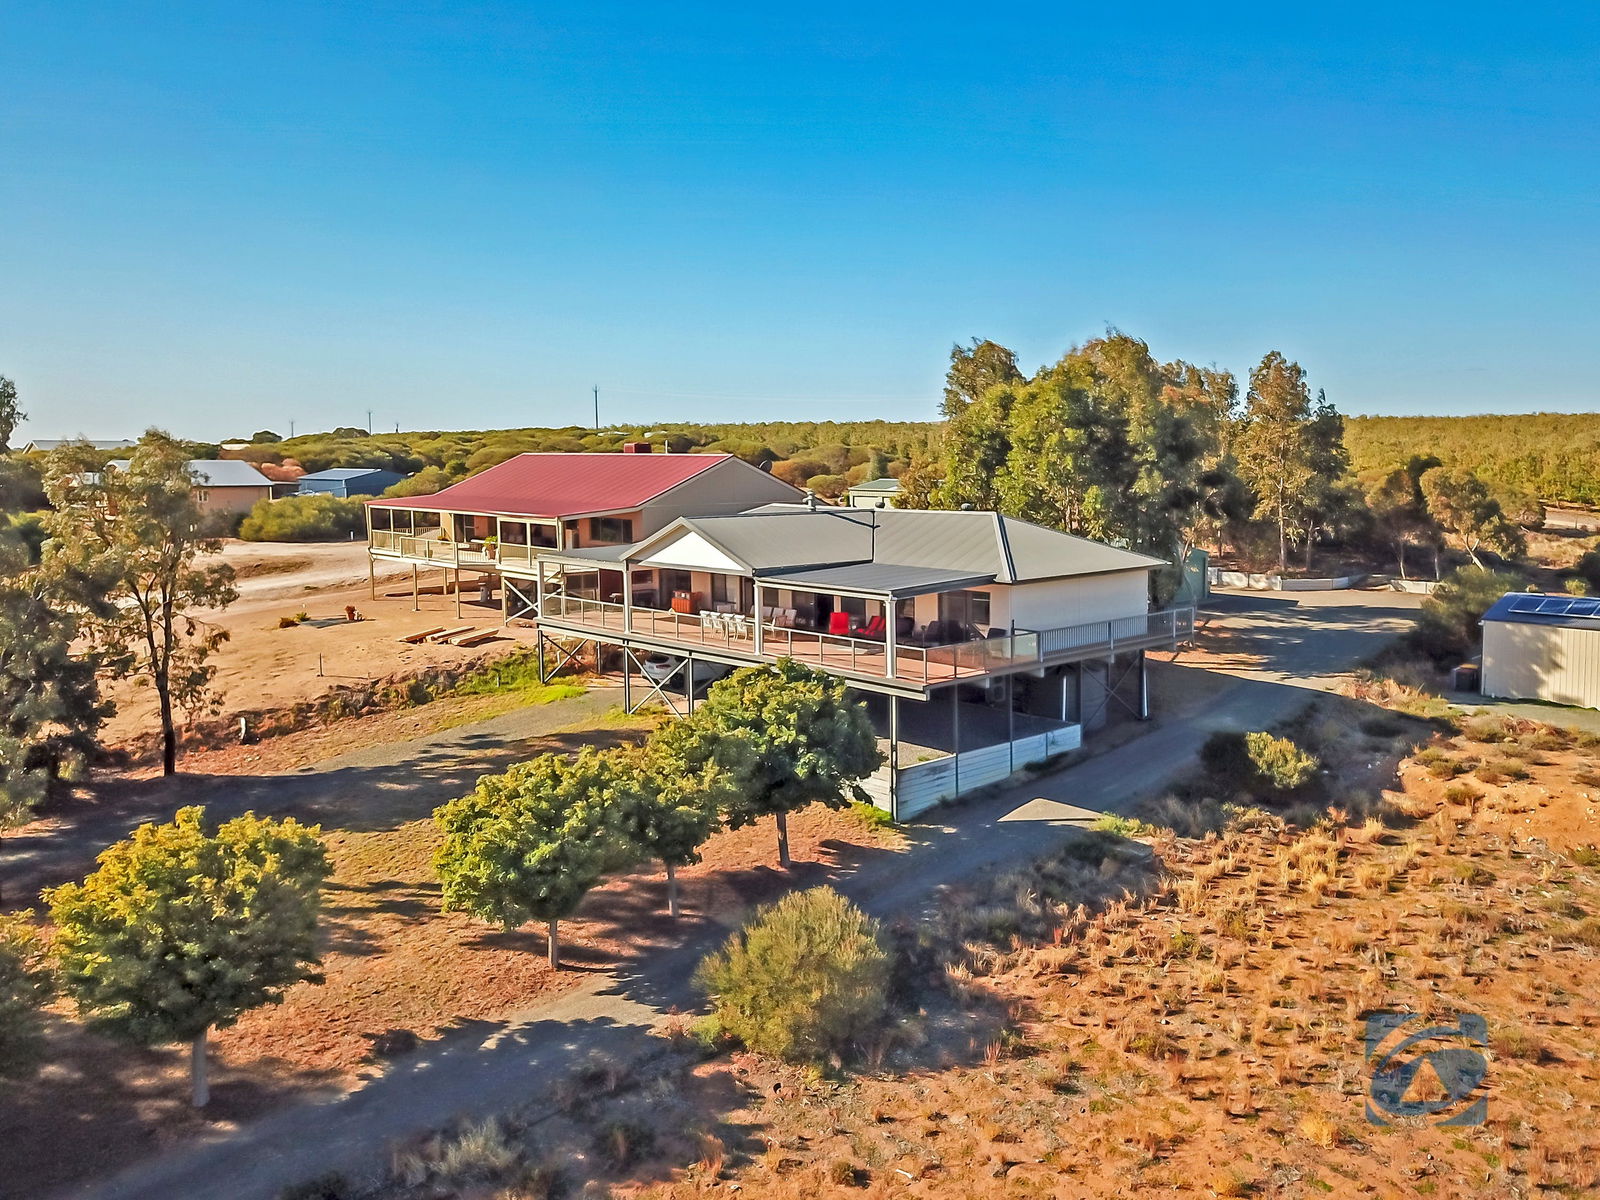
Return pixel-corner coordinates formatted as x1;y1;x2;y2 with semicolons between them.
367;452;733;518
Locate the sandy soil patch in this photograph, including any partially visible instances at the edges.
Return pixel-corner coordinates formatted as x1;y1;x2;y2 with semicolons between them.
100;550;529;748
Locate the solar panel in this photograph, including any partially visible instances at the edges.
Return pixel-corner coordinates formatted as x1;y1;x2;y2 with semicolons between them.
1508;597;1545;614
1537;597;1574;615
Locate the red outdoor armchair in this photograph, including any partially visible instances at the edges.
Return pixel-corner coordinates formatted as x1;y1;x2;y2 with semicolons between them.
827;611;854;636
858;614;886;640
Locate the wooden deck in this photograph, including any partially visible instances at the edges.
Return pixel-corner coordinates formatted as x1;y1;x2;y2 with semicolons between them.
537;603;1012;685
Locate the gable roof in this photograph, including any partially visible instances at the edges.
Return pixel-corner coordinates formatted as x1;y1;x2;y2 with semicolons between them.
627;505;1163;584
107;458;272;487
366;452;788;518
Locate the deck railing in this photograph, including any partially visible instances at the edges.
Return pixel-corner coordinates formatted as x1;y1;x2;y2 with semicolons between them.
535;597;1192;683
1037;607;1194;657
369;530;548;568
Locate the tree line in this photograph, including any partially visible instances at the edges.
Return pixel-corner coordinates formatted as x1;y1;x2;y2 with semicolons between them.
1346;412;1600;508
900;334;1543;585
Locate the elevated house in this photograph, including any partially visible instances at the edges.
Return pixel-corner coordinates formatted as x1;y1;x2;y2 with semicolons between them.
532;503;1194;818
364;449;803;616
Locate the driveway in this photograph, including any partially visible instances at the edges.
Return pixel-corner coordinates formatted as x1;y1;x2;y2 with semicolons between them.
66;587;1422;1200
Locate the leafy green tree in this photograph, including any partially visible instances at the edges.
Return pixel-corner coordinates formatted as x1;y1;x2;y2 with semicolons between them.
43;432;238;775
653;661;882;869
608;749;727;918
0;376;22;453
695;886;888;1063
434;750;616;967
249;430;282;444
1410;568;1523;662
941;338;1023;419
1363;467;1435;579
1234;352;1318;573
891;452;943;510
936;386;1018;514
0;912;54;1079
0;534;107;902
47;807;329;1107
1420;467;1525;568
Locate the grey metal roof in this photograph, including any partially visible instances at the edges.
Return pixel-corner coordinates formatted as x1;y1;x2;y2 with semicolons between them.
1483;591;1600;630
300;468;387;481
545;544;633;565
764;562;995;598
848;477;902;493
706;505;1164;582
107;458;271;488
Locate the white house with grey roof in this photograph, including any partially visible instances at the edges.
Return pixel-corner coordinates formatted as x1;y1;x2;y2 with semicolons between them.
106;458;274;517
530;503;1194;817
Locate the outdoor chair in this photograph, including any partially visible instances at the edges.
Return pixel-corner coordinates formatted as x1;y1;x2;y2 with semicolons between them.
828;611;854;637
858;614;886;640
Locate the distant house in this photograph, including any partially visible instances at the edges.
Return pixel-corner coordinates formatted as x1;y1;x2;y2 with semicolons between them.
1481;592;1600;709
297;467;406;498
22;438;136;454
107;458;275;517
843;477;902;508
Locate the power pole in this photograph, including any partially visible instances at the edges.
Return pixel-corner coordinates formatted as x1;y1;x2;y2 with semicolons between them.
289;420;296;438
366;409;373;435
592;386;599;431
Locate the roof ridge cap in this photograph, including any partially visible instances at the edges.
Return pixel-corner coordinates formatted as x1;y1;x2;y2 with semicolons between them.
992;512;1018;583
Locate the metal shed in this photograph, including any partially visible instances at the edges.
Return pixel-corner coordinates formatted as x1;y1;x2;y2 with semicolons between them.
1480;592;1600;709
297;468;406;498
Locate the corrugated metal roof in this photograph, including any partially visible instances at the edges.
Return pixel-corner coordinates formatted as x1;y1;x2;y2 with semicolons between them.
106;458;272;488
366;452;734;518
636;505;1163;583
849;477;901;493
765;562;994;598
299;468;388;481
1482;591;1600;630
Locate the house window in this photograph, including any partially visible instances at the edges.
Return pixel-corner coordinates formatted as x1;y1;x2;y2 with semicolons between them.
588;516;634;543
938;589;992;630
839;595;867;618
658;569;692;597
711;574;732;604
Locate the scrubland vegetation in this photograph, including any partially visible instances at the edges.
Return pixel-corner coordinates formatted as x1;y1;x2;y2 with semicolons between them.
323;686;1600;1200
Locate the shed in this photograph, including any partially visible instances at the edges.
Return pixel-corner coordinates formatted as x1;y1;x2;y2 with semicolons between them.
297;468;407;498
1480;592;1600;709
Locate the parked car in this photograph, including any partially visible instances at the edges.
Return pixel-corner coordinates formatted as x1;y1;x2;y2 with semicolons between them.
639;653;731;693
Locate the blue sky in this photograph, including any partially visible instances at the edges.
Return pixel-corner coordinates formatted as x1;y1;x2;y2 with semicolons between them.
4;3;1597;440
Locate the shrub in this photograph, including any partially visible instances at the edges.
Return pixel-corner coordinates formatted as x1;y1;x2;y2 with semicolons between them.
695;886;889;1063
1408;568;1523;662
1201;730;1319;794
239;494;366;542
